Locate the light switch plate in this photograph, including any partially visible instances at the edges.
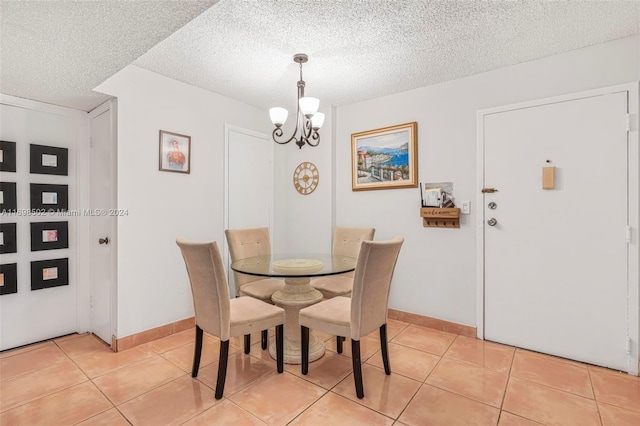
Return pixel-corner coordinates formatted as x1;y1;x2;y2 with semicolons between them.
461;200;471;215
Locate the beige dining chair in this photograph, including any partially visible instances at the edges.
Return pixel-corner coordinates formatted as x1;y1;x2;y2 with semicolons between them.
311;226;375;353
299;236;404;399
176;238;285;399
311;226;375;299
225;227;285;350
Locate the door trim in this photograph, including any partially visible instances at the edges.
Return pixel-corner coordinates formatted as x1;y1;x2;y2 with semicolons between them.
476;83;639;374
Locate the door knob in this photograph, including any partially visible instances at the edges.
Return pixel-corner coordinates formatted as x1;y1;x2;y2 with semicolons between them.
487;218;497;226
99;237;110;245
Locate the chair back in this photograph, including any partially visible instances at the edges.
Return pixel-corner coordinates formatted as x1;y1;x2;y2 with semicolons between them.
176;238;231;340
332;227;376;278
225;227;272;296
350;236;404;339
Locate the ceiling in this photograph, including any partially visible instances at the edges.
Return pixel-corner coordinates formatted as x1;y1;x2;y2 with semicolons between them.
2;1;639;113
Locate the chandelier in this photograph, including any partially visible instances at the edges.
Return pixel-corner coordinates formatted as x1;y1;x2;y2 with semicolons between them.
269;54;325;149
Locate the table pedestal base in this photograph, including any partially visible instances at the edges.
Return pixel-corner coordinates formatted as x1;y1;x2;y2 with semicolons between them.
269;276;325;364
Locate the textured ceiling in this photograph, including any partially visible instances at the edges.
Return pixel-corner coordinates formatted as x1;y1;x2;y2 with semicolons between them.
1;1;639;113
0;0;218;111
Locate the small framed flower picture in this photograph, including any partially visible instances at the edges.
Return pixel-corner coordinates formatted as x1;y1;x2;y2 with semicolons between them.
159;130;191;174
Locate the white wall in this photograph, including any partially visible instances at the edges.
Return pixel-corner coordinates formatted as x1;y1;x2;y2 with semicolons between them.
95;66;269;338
335;35;640;327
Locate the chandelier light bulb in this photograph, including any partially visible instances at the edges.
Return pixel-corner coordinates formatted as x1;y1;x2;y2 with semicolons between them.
311;112;325;130
299;97;319;118
269;107;288;127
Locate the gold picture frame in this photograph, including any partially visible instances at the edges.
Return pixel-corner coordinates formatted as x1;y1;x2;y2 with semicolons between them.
159;130;191;174
351;122;418;191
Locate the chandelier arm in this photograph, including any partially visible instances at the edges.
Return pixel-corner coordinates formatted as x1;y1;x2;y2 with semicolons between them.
272;125;300;145
307;130;320;147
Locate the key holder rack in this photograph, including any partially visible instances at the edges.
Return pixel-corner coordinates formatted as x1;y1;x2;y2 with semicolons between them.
420;207;460;228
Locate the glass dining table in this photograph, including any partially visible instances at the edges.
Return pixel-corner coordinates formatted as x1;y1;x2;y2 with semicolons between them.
231;254;356;364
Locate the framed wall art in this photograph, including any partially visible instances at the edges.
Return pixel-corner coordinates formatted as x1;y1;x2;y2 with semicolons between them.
0;223;17;254
159;130;190;174
31;258;69;291
351;122;418;191
0;140;17;172
30;144;69;176
30;183;68;211
30;221;68;251
0;182;17;212
0;263;18;295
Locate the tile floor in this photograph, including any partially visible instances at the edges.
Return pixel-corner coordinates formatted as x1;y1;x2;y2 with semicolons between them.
1;319;639;425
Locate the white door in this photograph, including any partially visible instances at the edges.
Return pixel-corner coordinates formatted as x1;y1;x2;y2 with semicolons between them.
89;102;116;345
481;88;635;372
224;125;274;296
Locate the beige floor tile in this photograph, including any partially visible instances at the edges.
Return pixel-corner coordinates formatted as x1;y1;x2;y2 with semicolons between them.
399;384;499;426
0;381;112;425
118;375;217;426
366;319;410;341
54;333;110;359
230;372;326;426
426;357;509;407
182;400;267;425
161;334;223;373
92;355;185;405
75;408;131;426
391;324;456;356
590;366;640;412
0;340;55;360
333;363;421;419
498;411;543;425
367;342;440;382
196;351;277;397
445;336;515;373
285;351;353;389
142;328;195;353
325;335;383;361
73;344;157;378
502;377;600;426
0;344;68;381
290;391;394;425
510;349;593;398
0;357;88;412
599;401;640;426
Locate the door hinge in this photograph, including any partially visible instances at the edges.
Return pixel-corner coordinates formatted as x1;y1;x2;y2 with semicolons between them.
626;226;632;243
626;336;632;354
90;137;94;148
626;114;631;132
90;295;94;308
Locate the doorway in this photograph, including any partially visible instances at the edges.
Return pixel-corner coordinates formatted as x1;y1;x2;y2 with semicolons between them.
477;84;638;374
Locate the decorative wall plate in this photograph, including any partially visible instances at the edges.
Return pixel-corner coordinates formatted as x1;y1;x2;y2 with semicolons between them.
293;161;319;195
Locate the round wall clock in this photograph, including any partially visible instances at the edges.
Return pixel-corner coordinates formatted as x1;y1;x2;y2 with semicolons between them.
293;161;319;195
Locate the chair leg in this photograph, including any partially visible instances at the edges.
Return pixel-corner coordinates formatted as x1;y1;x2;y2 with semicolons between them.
192;325;204;378
351;339;364;399
301;326;309;375
276;324;284;373
379;323;391;375
336;335;344;354
262;329;268;350
215;340;230;399
244;334;250;354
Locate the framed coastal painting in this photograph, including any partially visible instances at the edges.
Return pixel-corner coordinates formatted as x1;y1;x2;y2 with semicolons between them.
351;122;418;191
159;130;191;174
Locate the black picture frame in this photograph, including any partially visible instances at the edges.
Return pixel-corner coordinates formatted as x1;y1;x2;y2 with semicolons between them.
30;222;68;251
30;144;68;176
0;223;17;254
0;141;17;172
0;182;17;213
30;183;68;212
0;263;18;295
31;258;69;291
